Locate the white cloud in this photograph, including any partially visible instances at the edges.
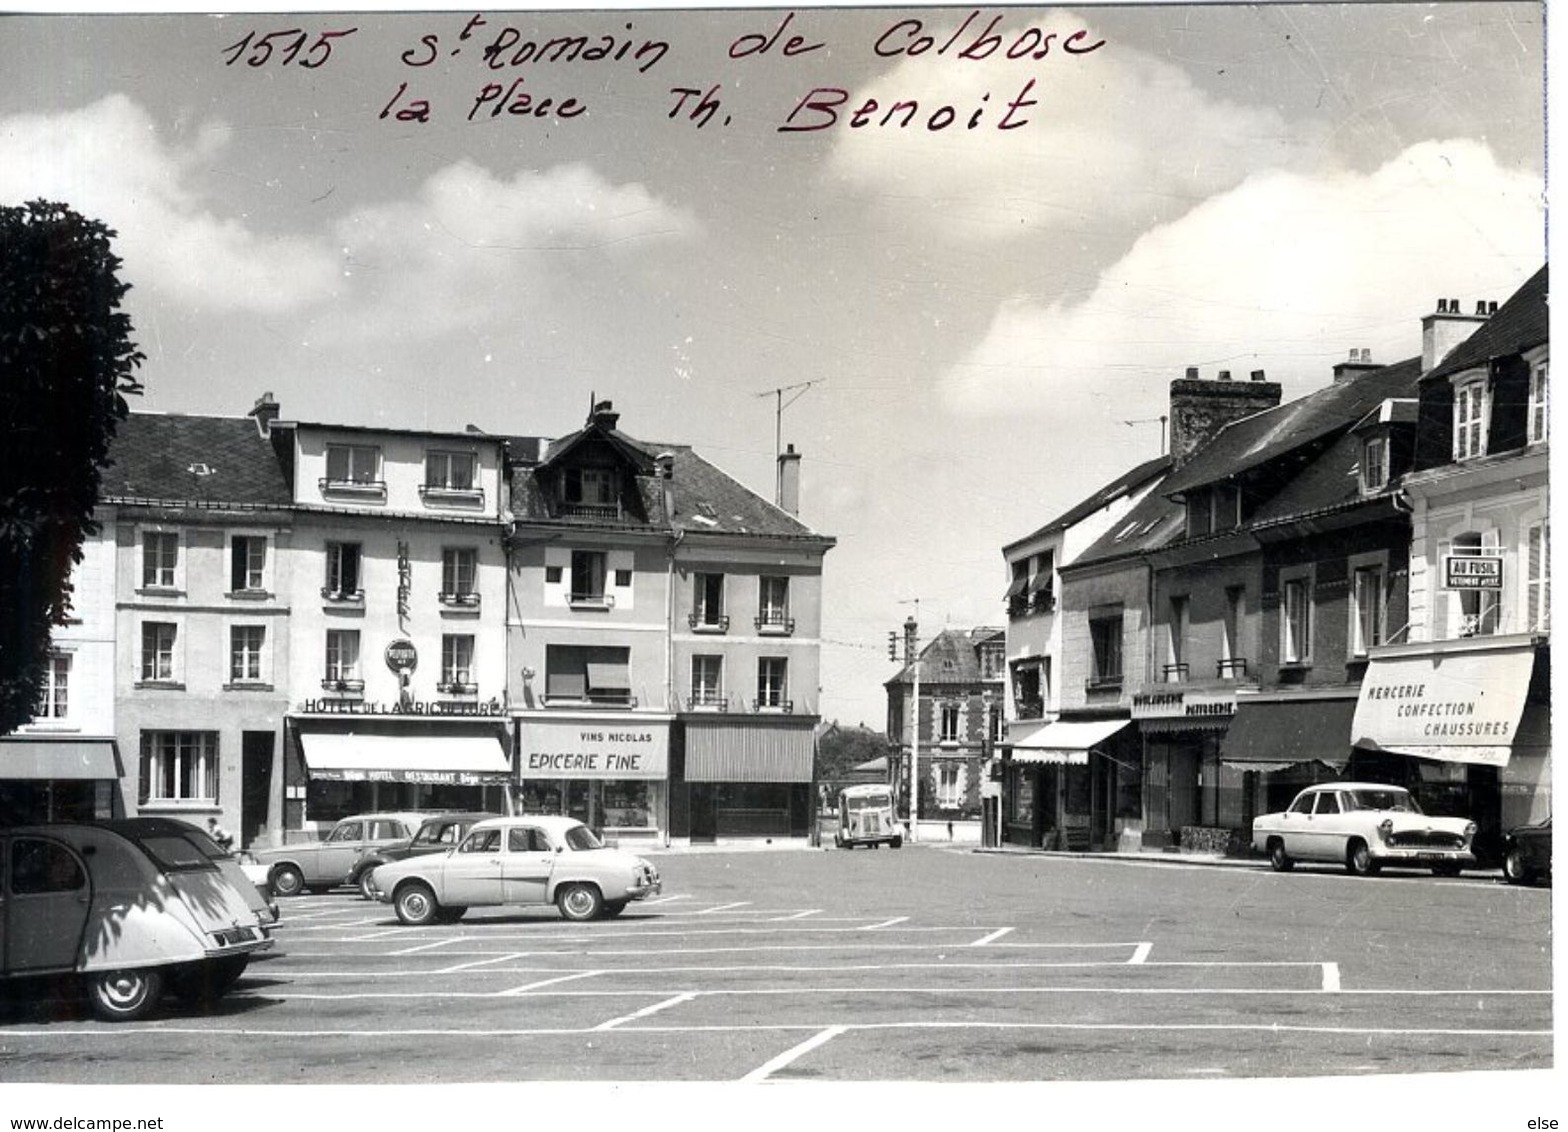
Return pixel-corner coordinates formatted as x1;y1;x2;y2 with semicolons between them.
0;94;339;313
939;139;1545;415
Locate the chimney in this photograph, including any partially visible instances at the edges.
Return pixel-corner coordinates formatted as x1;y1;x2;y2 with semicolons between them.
1422;297;1491;370
248;392;279;439
1333;348;1381;383
590;399;620;431
655;451;676;521
776;443;801;516
903;616;918;665
1169;369;1282;466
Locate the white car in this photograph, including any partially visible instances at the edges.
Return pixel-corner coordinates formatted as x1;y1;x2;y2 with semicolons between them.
367;815;661;924
1252;783;1476;876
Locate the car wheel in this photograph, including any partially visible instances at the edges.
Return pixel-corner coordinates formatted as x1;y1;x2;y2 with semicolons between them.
86;968;163;1022
394;882;439;926
1346;840;1379;876
1503;847;1530;885
1268;841;1293;872
269;864;305;898
891;836;903;849
602;900;629;918
1431;863;1463;878
358;869;379;901
557;882;604;922
833;831;844;849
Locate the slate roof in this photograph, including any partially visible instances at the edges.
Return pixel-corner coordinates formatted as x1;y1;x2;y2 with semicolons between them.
100;412;292;508
1002;455;1171;554
1426;264;1549;384
886;627;1005;686
1066;486;1185;569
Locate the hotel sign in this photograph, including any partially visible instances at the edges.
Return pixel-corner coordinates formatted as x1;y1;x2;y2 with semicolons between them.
1442;555;1503;590
1131;689;1237;721
521;719;669;780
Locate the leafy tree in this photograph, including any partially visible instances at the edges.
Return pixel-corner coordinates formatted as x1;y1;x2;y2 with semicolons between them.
816;721;889;782
0;200;143;734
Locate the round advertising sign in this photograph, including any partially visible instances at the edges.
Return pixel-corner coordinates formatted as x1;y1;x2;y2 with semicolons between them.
385;638;418;673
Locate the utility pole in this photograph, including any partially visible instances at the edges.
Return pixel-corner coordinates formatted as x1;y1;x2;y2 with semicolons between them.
756;380;821;505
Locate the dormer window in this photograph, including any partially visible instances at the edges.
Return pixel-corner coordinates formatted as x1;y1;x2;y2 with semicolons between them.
1212;485;1241;532
559;466;619;518
322;444;384;496
1528;360;1549;445
426;451;476;490
1453;378;1488;461
1186;494;1212;539
1360;436;1389;493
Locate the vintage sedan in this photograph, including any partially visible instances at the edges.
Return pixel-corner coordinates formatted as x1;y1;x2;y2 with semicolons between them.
348;811;499;899
1252;782;1476;876
0;822;274;1021
252;811;434;896
1502;817;1552;886
367;815;661;924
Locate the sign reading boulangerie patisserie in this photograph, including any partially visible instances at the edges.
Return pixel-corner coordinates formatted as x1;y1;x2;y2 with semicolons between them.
521;719;670;779
1351;643;1535;758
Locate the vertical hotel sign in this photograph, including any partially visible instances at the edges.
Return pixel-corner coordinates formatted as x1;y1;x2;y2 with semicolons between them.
397;540;411;629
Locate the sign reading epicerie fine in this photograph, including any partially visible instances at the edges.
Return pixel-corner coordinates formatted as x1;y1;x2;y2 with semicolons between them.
521;720;670;780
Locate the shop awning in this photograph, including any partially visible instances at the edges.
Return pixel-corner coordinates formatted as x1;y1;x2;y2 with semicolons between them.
685;718;815;783
1008;718;1130;765
1350;639;1537;767
1220;697;1357;770
0;738;120;780
298;732;511;784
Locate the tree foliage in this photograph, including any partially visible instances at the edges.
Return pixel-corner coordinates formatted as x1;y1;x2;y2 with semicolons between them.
0;200;143;734
816;722;889;782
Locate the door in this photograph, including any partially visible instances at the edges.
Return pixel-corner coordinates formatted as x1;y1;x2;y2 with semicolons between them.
314;820;367;883
1280;792;1317;857
1310;790;1349;861
502;826;556;905
689;784;717;844
443;826;506;906
241;731;275;849
2;835;93;974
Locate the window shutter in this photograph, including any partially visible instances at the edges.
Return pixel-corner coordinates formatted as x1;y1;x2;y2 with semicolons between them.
138;733;152;806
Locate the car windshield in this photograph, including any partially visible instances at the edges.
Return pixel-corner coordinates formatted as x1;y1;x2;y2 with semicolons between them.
562;824;604;851
130;833;221;872
843;794;892;812
1346;789;1421;813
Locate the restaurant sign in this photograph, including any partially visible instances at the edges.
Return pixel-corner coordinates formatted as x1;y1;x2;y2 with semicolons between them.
1131;689;1237;721
520;719;669;780
1442;554;1503;590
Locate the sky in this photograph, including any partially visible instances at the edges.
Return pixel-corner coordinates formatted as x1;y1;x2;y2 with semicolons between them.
0;3;1548;729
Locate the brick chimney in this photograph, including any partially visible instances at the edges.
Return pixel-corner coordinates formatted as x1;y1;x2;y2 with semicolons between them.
655;451;676;521
248;392;280;439
1422;298;1491;371
1168;368;1283;466
1333;348;1380;383
590;399;620;431
776;443;801;515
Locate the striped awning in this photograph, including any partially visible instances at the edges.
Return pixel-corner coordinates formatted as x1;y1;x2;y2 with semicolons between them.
0;738;120;780
684;719;815;783
1008;719;1130;765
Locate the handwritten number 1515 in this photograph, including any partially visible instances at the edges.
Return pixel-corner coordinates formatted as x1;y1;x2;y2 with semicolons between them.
221;28;358;68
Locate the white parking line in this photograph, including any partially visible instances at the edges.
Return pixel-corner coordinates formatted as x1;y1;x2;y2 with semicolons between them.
740;1025;847;1082
389;939;461;956
1129;943;1153;964
771;910;822;921
501;971;604;996
697;902;753;914
859;917;909;930
1322;963;1341;992
638;894;690;906
434;953;527;974
594;993;697;1030
969;928;1014;947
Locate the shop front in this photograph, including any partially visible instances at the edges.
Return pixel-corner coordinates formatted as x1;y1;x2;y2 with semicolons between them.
515;713;671;845
1350;634;1549;863
287;705;512;835
676;717;815;842
1004;717;1134;850
1134;688;1240;850
1218;691;1356;827
0;738;123;824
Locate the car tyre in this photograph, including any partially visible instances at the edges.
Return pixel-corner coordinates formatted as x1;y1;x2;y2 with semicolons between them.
890;836;903;849
269;863;305;898
86;968;163;1022
394;882;440;926
603;900;629;918
1430;863;1463;878
1503;847;1530;885
1268;841;1293;872
557;882;604;922
1346;840;1380;877
358;869;380;901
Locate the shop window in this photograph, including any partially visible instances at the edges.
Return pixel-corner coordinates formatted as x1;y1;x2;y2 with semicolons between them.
142;532;179;590
1350;562;1385;656
758;576;793;633
441;634;476;694
34;653;70;720
1527;522;1550;632
441;547;479;606
139;731;218;804
570;550;610;607
1089;614;1123;688
1528;362;1549;445
1008;765;1034;824
939;704;960;744
230;626;266;684
545;645;633;706
230;535;267;593
691;573;727;630
1453;379;1488;461
324;542;363;600
757;657;789;711
1280;570;1313;665
140;622;179;683
603;781;654;829
691;655;724;708
324;629;362;691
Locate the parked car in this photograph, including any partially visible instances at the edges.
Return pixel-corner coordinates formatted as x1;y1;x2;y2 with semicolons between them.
1502;817;1552;886
348;812;499;899
834;784;903;849
367;815;661;925
128;816;279;923
1252;783;1477;876
251;812;435;896
0;822;275;1021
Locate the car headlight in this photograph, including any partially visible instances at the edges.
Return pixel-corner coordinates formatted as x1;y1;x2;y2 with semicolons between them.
1464;822;1478;840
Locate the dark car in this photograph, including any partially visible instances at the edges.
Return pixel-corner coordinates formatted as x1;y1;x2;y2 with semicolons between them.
1502;817;1552;885
348;812;499;899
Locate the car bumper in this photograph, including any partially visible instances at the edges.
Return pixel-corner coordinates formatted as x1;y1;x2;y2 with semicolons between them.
1370;846;1476;865
627;878;661;900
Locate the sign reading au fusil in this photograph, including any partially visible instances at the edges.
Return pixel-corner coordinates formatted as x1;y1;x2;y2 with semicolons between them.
521;720;669;780
1442;554;1503;590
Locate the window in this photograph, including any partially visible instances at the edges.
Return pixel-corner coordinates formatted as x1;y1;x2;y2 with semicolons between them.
691;655;724;707
936;762;962;808
938;702;961;743
325;443;380;485
231;535;266;592
1165;596;1189;681
141;622;178;682
1212;485;1241;532
1089;615;1123;686
758;576;792;631
979;643;1003;678
142;532;178;589
325;542;362;598
1452;532;1500;637
1351;565;1385;656
1313;792;1342;815
1186;495;1212;539
1527;522;1550;632
1453;380;1487;460
1219;586;1246;677
1281;573;1312;664
11;839;85;895
692;573;726;629
325;629;361;688
1361;436;1389;492
441;634;475;692
564;467;617;506
545;645;632;706
138;731;218;804
230;626;266;683
570;550;609;606
425;450;476;491
442;547;478;603
1011;661;1044;719
1288;792;1315;815
1528;362;1549;444
757;657;788;710
35;653;69;719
